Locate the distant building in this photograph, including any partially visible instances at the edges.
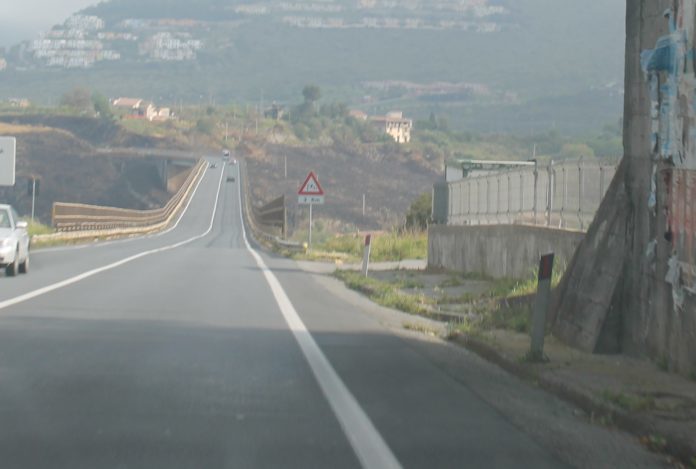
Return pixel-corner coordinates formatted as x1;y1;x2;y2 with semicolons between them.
8;98;30;108
112;97;143;112
264;103;286;120
0;58;6;71
153;107;171;121
112;97;170;122
369;111;413;143
348;109;368;120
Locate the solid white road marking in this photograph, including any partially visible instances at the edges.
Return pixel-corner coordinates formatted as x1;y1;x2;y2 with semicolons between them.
0;165;226;311
235;165;402;469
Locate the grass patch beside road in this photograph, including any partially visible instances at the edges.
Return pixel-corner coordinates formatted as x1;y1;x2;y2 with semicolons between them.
26;220;54;237
302;231;427;263
334;270;433;315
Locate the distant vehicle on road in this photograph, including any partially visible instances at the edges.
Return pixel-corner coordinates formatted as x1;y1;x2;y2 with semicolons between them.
210;163;217;169
0;204;30;277
222;149;230;158
230;159;237;165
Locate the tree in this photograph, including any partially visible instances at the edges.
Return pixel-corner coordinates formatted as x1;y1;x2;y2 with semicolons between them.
92;92;113;120
60;87;92;113
196;118;215;134
302;85;321;105
405;192;432;231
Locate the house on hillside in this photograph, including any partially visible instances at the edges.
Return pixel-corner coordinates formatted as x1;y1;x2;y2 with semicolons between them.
112;97;170;122
369;111;412;143
0;58;6;71
8;98;30;108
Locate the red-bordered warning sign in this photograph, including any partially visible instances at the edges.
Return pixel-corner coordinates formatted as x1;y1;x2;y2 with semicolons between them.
298;171;324;196
298;171;325;205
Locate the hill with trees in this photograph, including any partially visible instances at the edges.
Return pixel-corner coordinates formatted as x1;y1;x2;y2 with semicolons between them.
0;0;625;134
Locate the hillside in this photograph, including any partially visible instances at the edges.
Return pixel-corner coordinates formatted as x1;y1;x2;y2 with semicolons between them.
0;0;626;134
242;140;440;233
0;118;188;224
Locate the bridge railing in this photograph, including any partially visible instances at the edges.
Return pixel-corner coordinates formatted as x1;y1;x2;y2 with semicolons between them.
50;159;206;232
434;157;619;231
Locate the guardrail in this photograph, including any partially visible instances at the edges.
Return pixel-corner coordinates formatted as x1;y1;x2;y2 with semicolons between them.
238;158;302;251
434;157;619;232
32;159;207;244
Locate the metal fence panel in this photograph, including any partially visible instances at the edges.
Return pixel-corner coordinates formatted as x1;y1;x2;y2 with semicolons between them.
434;158;619;232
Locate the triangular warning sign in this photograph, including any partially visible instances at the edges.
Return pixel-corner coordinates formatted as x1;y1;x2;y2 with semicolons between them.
298;171;324;196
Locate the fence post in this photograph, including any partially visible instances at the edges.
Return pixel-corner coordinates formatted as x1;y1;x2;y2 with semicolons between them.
529;253;555;362
578;157;584;230
519;172;524;223
362;234;372;277
533;161;539;225
507;172;512;224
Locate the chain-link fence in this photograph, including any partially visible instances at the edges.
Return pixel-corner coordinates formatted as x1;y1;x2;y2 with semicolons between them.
433;158;619;231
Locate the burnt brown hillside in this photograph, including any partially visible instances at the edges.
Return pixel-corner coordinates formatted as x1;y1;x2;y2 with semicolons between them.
0;122;182;224
242;142;440;232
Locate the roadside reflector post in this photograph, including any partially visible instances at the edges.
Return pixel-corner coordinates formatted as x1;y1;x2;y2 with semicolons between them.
529;253;554;362
362;234;372;277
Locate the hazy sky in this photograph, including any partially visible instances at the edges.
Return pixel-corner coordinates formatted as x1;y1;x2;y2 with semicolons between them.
1;0;98;46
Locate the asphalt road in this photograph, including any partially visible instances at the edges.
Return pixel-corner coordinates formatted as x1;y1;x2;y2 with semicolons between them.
0;160;666;468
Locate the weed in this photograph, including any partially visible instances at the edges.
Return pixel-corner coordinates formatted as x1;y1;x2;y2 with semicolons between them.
314;231;427;262
439;276;464;288
26;220;54;237
656;356;669;372
601;390;656;412
403;322;439;336
639;435;668;453
334;270;433;316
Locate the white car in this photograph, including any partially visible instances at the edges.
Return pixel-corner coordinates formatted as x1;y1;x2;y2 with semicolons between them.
0;204;30;277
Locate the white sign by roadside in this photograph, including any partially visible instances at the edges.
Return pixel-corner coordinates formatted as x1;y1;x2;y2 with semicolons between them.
298;195;325;205
0;137;16;187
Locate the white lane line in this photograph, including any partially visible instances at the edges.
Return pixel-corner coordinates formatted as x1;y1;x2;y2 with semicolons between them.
235;166;402;469
33;160;214;255
0;165;226;311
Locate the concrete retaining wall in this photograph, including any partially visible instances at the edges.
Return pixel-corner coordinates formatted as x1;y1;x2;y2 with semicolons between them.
428;224;585;279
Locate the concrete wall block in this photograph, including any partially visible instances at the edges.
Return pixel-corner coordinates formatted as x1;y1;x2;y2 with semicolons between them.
427;225;584;280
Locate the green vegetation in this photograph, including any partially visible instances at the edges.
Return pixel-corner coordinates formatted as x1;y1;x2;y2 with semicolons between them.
334;270;433;316
600;390;656;412
1;1;626;134
25;220;54;237
308;231;427;262
454;303;533;335
405;192;432;231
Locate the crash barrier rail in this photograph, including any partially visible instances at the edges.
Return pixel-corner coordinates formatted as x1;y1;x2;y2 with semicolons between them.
51;159;206;232
433;157;619;231
31;159;206;245
238;159;302;250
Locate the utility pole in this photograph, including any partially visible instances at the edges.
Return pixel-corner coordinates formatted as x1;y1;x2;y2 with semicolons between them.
31;178;36;222
362;193;366;217
284;154;287;179
225;121;229;142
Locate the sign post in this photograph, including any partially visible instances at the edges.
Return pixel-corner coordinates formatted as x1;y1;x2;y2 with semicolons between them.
0;137;17;187
529;253;555;362
362;234;372;277
298;171;325;249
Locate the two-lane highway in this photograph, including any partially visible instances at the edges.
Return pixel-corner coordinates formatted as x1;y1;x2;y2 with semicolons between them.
0;160;665;468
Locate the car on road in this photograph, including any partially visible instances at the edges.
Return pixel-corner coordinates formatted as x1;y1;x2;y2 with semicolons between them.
222;149;230;158
0;204;30;277
210;163;217;169
230;158;237;165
